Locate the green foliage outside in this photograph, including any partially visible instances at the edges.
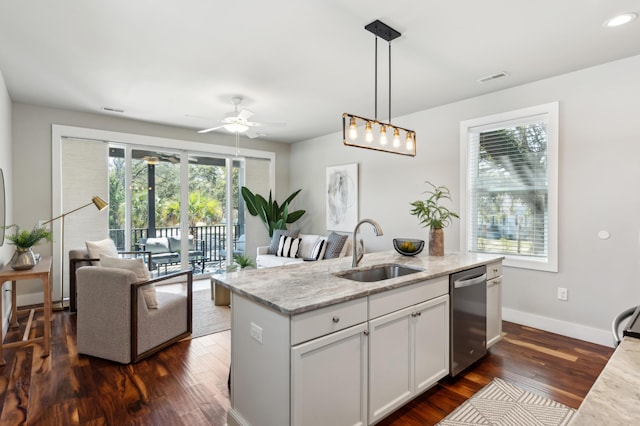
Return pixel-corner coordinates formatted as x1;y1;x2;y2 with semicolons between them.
108;157;240;231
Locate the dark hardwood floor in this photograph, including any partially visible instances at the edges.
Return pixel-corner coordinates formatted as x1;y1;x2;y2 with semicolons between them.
0;308;613;425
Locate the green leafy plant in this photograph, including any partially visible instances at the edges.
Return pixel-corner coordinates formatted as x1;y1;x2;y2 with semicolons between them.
233;254;256;269
241;187;306;237
3;225;53;249
409;181;460;229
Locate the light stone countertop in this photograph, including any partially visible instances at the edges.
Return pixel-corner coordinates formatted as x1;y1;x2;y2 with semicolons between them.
569;336;640;425
213;250;503;315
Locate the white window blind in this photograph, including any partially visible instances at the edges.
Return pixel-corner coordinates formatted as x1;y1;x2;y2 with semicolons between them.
461;103;558;272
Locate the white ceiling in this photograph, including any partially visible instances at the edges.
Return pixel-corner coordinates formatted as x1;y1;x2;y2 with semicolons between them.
1;1;639;143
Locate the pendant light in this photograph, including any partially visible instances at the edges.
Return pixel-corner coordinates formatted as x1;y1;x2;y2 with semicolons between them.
343;20;416;157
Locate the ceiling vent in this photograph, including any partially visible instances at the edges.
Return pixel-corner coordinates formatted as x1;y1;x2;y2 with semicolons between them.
477;71;509;84
103;107;124;113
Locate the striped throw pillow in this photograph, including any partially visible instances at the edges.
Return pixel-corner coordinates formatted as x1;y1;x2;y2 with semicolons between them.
310;238;327;260
276;235;301;258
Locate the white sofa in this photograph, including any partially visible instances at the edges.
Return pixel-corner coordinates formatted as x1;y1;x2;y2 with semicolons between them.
256;233;351;268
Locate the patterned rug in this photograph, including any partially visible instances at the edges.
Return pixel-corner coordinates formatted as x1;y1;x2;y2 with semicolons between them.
438;378;575;426
191;289;231;338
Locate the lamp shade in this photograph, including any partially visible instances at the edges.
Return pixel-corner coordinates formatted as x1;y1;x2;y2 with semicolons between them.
91;196;108;211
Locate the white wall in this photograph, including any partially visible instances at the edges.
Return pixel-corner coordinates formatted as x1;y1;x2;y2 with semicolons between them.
0;71;13;338
291;54;640;346
11;103;291;299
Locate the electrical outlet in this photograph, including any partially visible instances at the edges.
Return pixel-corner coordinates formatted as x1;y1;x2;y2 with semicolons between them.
557;287;568;301
250;322;263;344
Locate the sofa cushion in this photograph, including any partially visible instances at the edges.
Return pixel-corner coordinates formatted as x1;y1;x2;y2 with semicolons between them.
324;232;348;259
277;235;302;258
268;229;299;254
310;238;327;260
99;255;158;309
297;234;321;259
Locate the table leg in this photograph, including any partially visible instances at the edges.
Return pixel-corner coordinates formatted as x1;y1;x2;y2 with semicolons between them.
42;273;51;358
10;280;19;328
0;282;5;366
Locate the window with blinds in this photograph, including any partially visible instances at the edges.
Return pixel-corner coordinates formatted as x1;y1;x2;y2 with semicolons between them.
460;103;558;272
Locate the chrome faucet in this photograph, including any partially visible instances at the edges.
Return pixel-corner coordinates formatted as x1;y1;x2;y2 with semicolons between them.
352;219;384;267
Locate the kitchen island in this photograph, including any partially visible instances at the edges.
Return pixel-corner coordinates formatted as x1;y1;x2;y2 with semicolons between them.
216;251;503;426
569;336;640;424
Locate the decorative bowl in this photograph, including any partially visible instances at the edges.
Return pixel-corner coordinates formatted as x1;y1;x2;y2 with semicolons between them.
393;238;425;256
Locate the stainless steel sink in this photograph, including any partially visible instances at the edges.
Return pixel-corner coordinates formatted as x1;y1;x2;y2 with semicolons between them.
335;264;422;282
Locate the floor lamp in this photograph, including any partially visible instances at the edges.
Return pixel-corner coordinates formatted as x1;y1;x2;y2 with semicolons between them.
43;196;109;309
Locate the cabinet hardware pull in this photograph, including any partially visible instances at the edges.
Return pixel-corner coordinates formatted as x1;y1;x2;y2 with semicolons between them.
332;316;340;323
363;330;369;336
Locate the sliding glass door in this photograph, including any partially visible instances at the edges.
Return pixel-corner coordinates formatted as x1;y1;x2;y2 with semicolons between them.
108;147;245;276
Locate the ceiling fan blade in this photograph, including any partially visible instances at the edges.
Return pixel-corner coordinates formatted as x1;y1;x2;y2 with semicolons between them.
246;128;268;139
237;109;254;121
257;121;287;128
197;125;224;134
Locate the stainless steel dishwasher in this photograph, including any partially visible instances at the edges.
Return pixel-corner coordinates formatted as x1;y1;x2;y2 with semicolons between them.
450;265;487;376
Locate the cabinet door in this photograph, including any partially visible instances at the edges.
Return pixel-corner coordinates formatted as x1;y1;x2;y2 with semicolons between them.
368;306;413;424
291;323;368;426
487;276;502;348
413;295;450;393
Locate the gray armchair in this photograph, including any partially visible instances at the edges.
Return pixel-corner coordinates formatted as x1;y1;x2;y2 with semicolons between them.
75;267;192;363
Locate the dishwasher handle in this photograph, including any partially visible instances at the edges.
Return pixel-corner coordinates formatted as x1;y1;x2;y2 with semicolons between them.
454;273;487;289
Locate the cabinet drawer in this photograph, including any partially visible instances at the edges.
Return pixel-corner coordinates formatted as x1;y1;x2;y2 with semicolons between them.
487;261;502;280
291;298;367;345
369;276;449;319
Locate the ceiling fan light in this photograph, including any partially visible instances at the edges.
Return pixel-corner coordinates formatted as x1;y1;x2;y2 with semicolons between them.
224;123;249;133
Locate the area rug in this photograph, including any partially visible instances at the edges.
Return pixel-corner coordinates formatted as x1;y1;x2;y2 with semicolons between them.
191;289;231;338
437;378;575;426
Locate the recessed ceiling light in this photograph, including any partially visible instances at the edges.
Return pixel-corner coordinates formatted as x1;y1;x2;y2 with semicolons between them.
603;12;637;28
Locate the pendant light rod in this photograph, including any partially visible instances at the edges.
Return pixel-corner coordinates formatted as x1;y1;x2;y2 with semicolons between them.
388;42;392;123
374;36;378;121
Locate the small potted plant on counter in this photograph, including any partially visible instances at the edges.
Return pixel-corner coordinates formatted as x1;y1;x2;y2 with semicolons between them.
409;181;459;256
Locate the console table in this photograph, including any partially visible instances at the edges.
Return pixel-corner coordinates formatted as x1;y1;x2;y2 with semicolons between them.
0;256;52;365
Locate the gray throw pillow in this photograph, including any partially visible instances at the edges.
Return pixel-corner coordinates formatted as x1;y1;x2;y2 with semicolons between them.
324;232;348;259
268;229;300;254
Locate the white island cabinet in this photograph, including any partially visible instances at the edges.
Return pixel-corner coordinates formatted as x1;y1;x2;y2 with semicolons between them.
222;251;504;426
368;277;449;423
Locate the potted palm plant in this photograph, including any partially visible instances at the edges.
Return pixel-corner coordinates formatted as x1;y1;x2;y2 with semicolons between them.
409;181;459;256
3;224;53;270
240;187;306;237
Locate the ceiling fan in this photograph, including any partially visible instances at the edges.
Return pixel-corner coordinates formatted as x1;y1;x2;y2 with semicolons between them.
196;96;285;139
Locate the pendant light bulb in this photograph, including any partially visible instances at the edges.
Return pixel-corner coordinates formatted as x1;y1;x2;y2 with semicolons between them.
393;127;401;148
365;121;373;142
405;131;414;151
349;116;358;140
380;125;387;145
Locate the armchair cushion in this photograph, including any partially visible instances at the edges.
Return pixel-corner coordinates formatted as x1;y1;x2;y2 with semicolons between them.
85;238;118;265
100;254;158;309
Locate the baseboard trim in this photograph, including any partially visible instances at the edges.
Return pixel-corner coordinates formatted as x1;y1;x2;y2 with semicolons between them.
503;307;614;348
226;409;251;426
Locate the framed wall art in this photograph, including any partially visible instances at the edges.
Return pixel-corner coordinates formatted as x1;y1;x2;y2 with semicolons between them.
326;163;358;232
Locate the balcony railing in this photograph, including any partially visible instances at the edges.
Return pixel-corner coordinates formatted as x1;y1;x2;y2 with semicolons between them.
109;225;243;271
